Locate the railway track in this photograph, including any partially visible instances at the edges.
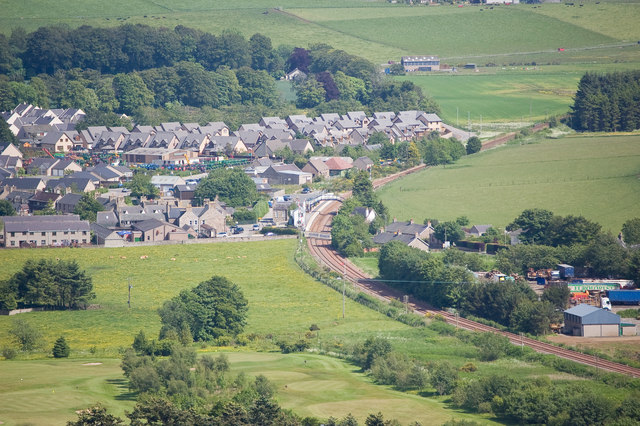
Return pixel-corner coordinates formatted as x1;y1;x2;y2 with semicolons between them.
305;186;640;378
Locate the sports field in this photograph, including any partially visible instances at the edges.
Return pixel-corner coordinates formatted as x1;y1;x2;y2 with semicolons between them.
377;133;640;232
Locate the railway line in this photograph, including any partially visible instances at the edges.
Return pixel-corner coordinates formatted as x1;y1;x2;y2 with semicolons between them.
305;174;640;378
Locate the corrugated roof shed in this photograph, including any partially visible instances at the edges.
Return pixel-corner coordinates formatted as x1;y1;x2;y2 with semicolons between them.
564;304;620;325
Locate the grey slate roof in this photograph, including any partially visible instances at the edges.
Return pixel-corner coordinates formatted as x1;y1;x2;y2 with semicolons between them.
373;232;419;245
96;211;118;227
132;218;169;232
1;177;44;190
57;193;83;206
1;214;89;232
385;221;429;236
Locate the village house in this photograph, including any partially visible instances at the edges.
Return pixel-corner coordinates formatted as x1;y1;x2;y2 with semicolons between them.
39;131;74;153
0;214;90;247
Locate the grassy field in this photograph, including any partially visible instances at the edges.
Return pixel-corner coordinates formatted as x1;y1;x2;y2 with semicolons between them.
1;2;639;66
0;240;408;355
0;351;507;426
399;70;580;124
377;133;640;232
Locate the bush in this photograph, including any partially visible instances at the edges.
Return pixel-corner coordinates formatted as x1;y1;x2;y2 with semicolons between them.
460;362;477;372
276;339;310;354
260;226;298;235
52;336;70;358
9;318;43;352
2;347;17;360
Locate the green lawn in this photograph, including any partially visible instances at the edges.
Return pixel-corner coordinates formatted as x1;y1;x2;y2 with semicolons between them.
377;133;640;232
0;240;407;355
398;70;580;124
225;351;500;425
0;351;506;426
0;358;134;426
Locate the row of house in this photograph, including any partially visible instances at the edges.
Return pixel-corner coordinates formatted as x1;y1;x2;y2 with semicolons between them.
3;104;450;161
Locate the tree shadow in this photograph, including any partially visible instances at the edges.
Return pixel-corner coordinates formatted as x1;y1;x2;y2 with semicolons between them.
106;378;138;401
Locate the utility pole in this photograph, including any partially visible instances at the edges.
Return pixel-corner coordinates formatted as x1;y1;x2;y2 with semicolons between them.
403;295;409;314
127;277;132;309
342;262;346;319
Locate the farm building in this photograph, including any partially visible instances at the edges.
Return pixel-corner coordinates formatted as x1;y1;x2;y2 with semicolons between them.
563;304;621;337
401;56;440;72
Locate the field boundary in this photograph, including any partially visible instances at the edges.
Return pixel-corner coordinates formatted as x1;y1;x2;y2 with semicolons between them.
481;122;549;151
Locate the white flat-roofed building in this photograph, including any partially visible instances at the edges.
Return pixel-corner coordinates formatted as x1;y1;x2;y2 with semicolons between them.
401;56;440;72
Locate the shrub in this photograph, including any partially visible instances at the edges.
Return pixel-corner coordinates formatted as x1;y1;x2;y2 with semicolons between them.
260;226;298;235
460;362;477;372
52;336;70;358
9;318;43;352
2;347;17;360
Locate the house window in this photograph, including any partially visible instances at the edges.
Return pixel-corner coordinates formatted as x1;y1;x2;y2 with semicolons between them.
42;232;46;236
52;231;56;236
82;239;87;243
53;240;57;243
10;232;14;237
41;240;46;245
10;241;15;246
83;231;87;235
64;231;69;235
71;231;76;235
29;232;34;235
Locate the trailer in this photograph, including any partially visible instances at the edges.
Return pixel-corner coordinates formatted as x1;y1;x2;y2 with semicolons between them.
568;283;620;293
557;264;574;280
606;290;640;305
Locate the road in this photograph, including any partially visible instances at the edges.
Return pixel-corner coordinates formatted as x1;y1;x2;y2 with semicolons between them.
305;169;640;378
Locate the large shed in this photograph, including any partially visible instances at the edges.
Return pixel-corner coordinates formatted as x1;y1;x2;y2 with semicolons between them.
563;304;621;337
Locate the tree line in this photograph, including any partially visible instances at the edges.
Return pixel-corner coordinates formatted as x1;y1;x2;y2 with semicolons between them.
0;259;94;310
0;24;444;131
291;44;439;115
500;208;640;283
570;70;640;132
375;209;640;334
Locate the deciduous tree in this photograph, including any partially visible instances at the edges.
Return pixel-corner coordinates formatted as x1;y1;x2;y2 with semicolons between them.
158;275;248;341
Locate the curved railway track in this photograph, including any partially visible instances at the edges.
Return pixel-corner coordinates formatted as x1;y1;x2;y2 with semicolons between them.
306;183;640;378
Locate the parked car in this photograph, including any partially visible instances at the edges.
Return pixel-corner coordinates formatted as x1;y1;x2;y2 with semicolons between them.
232;226;244;234
252;224;260;231
301;187;311;194
217;232;228;237
265;232;275;236
283;195;292;201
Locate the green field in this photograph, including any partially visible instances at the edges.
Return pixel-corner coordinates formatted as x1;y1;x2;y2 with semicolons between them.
399;70;580;124
0;240;407;354
0;239;548;425
0;351;508;426
377;133;640;232
1;2;639;66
